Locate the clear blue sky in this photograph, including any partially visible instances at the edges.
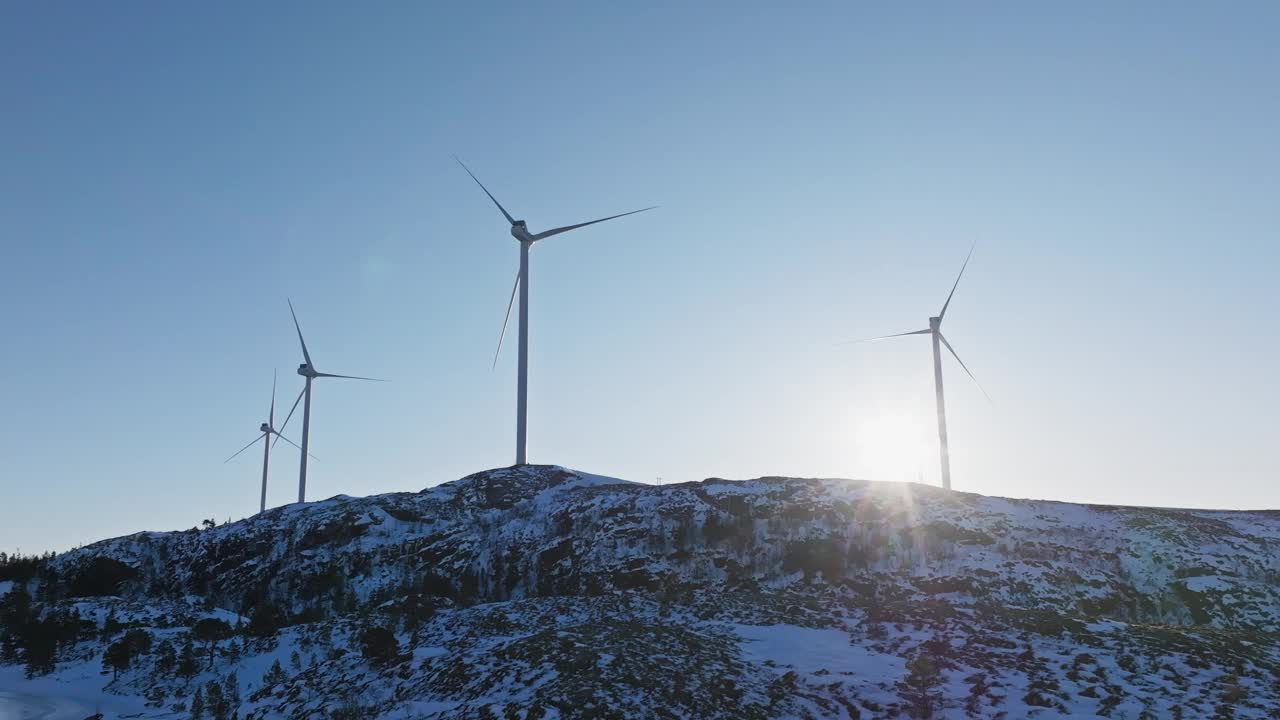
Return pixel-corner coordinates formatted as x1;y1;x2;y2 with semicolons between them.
2;2;1277;553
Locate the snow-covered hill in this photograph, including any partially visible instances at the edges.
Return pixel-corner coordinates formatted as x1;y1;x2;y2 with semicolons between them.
3;465;1278;718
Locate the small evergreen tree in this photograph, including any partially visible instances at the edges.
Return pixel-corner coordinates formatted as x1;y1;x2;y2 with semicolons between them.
899;655;944;719
155;640;177;676
177;640;200;679
263;659;287;688
100;610;121;641
104;639;133;680
190;686;205;720
223;671;240;717
204;679;228;720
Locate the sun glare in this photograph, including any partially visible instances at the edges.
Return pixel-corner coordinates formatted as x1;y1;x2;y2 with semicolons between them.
851;412;932;484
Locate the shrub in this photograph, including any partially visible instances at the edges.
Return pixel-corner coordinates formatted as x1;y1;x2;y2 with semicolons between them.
359;626;400;667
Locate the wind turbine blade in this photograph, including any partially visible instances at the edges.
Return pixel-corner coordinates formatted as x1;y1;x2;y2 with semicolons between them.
531;206;657;241
287;299;313;368
939;241;976;321
454;155;517;226
840;329;932;344
273;432;318;461
314;372;386;382
493;270;520;369
272;387;306;448
224;434;264;464
938;332;992;403
269;369;277;427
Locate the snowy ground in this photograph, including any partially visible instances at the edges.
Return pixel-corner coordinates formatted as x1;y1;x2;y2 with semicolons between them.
2;465;1277;718
0;691;96;720
0;664;164;720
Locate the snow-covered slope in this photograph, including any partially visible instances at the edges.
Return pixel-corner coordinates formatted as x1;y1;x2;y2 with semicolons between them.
3;465;1278;718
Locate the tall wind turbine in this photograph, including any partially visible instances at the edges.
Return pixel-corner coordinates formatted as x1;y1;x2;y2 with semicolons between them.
455;156;656;466
856;245;990;490
224;370;309;514
275;300;383;504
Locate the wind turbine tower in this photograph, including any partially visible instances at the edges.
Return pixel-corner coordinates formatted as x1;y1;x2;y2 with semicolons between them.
856;245;989;490
455;157;656;466
224;371;307;513
275;300;383;503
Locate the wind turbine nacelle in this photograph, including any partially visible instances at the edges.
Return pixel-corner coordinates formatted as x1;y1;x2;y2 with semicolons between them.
259;423;271;433
297;363;312;376
510;221;532;242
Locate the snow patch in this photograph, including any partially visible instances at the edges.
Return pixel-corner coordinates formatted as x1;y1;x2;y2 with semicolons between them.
730;623;904;679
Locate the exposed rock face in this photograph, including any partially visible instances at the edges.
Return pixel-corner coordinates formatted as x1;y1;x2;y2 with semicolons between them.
6;465;1279;718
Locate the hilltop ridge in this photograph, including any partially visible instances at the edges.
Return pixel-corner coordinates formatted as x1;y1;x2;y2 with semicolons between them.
2;465;1278;718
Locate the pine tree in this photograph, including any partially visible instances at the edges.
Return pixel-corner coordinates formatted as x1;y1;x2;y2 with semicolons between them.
23;618;58;677
190;686;205;720
192;618;232;670
263;659;286;688
100;610;121;641
0;585;33;661
155;640;177;676
204;679;227;720
899;655;944;719
177;640;199;679
123;628;153;655
223;671;240;718
104;639;132;680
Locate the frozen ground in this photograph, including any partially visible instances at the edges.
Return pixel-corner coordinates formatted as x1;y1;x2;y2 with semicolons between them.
0;664;158;720
1;465;1276;718
0;692;90;720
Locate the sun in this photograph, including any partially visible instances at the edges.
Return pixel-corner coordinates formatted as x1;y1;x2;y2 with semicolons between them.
851;411;932;484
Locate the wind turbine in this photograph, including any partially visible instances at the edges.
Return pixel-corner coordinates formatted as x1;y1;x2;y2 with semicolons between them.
455;156;656;466
274;300;383;503
855;244;989;490
224;370;308;514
